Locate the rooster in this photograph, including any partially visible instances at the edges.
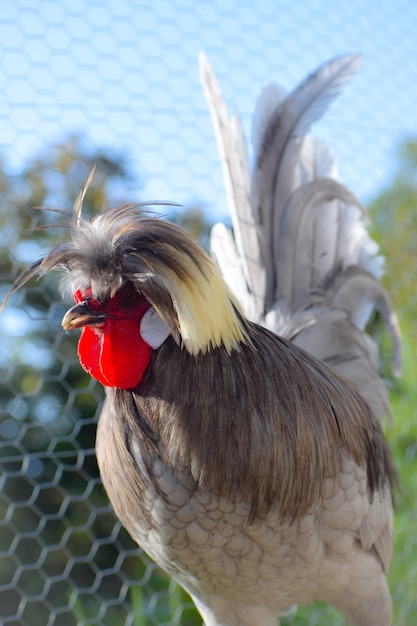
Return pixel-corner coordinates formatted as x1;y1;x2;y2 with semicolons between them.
3;54;401;626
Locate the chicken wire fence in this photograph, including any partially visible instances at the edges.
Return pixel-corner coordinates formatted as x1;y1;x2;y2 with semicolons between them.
1;1;417;625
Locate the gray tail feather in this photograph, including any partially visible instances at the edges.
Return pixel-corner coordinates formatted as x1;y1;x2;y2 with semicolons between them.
201;52;401;423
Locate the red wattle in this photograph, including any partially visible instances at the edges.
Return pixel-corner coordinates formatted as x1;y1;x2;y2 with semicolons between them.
77;319;152;389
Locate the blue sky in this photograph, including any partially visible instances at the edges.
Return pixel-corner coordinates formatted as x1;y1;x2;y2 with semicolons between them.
0;0;416;221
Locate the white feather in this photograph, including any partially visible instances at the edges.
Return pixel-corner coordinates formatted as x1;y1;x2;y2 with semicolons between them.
204;53;401;390
140;306;171;349
200;52;265;319
251;83;287;160
250;54;362;307
210;222;255;319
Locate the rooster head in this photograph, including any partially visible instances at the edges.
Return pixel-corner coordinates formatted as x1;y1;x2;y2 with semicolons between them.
3;204;248;389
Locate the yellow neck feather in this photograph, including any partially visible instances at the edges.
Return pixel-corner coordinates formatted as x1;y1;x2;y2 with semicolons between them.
161;249;247;355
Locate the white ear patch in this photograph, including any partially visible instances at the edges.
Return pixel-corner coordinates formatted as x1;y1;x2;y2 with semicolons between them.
140;306;171;349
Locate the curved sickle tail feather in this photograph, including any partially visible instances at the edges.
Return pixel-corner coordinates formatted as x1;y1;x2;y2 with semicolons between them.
201;52;401;425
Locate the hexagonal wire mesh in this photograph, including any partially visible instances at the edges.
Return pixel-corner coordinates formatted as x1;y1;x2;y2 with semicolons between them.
1;1;417;625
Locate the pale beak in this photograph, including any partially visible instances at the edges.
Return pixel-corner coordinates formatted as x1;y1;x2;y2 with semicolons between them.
62;301;109;330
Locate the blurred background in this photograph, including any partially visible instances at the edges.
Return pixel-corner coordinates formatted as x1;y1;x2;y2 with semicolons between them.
0;1;416;624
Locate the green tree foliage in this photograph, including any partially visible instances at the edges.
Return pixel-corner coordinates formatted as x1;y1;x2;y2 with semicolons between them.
370;138;417;321
369;138;417;625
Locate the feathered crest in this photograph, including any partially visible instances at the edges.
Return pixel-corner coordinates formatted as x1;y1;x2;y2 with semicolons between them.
73;165;96;227
2;195;248;356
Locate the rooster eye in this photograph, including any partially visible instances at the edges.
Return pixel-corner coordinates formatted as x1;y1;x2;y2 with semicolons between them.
117;285;140;307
